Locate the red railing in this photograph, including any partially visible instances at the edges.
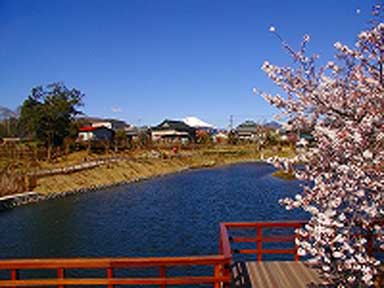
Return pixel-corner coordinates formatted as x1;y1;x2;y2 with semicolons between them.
220;221;306;262
0;220;381;287
0;256;230;287
220;220;384;262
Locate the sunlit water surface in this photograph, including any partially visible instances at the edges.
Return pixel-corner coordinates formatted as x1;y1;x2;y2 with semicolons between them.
0;162;307;259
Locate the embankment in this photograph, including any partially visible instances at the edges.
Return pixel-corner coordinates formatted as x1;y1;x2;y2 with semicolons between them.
0;146;294;210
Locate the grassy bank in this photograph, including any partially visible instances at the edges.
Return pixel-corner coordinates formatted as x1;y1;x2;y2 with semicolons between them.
31;145;294;195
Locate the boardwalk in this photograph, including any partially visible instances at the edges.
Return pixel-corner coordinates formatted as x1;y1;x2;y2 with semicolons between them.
242;261;323;288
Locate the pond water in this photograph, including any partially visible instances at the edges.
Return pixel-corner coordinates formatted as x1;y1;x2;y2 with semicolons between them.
0;162;307;259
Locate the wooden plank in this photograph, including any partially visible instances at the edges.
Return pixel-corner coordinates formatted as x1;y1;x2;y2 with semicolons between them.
283;262;308;288
269;262;299;288
245;261;323;288
259;262;278;287
246;262;258;287
296;262;322;284
289;262;313;285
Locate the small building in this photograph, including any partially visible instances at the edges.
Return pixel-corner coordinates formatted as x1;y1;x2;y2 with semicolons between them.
123;126;151;146
76;117;129;131
91;119;128;130
78;126;114;142
236;120;263;142
151;120;196;143
125;126;139;142
212;131;229;144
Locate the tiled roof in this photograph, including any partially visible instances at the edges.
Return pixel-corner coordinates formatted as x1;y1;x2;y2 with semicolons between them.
153;120;195;132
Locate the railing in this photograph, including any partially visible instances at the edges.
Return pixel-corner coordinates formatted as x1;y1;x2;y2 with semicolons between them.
220;221;306;262
0;255;230;287
220;220;384;262
0;220;381;287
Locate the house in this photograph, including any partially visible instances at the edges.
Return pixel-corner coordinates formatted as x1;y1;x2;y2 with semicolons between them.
77;126;114;142
76;117;129;131
151;120;196;143
236;120;264;142
212;131;229;144
124;126;152;146
125;126;139;142
91;119;128;130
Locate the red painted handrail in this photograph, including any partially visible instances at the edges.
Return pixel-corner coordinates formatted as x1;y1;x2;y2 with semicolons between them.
0;255;231;287
0;220;381;287
221;221;306;262
220;220;384;262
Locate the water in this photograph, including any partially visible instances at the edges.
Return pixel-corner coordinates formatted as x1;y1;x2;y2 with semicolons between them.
0;162;307;259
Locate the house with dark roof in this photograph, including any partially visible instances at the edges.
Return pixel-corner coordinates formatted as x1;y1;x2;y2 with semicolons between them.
151;120;196;143
236;120;264;142
76;117;129;131
124;126;152;146
77;126;114;142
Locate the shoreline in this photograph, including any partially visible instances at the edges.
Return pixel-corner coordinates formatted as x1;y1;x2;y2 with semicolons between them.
0;146;294;211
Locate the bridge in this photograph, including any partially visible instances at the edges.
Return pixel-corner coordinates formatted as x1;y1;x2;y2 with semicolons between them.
0;220;381;287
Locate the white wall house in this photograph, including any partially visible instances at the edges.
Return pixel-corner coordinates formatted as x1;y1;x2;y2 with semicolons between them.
78;126;114;142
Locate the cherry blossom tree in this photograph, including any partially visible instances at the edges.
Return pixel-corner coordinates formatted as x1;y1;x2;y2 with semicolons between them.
258;12;384;288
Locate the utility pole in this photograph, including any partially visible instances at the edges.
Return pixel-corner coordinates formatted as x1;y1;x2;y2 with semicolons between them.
229;115;234;131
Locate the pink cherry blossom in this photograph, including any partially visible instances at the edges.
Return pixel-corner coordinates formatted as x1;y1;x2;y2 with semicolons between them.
259;18;383;287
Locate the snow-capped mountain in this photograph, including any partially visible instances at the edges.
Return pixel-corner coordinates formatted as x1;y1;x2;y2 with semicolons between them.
183;116;214;128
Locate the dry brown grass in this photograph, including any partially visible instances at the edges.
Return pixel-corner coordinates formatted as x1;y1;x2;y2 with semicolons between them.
33;145;294;195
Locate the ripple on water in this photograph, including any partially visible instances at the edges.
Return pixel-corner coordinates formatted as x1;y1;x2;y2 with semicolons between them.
0;162;307;258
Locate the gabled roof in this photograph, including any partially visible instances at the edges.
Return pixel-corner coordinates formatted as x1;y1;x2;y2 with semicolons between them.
76;117;129;129
236;120;261;133
153;119;195;132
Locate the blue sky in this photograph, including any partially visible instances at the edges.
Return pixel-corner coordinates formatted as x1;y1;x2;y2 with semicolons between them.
0;0;375;128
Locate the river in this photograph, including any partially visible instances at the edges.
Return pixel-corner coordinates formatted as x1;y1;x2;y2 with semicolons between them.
0;162;307;259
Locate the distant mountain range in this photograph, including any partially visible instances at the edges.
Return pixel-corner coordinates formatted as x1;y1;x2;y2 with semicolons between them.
0;106;18;120
263;121;282;130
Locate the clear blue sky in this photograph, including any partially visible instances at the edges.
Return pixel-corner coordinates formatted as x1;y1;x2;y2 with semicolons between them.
0;0;375;128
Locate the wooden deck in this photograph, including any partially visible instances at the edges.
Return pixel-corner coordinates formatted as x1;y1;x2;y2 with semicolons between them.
244;261;323;288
